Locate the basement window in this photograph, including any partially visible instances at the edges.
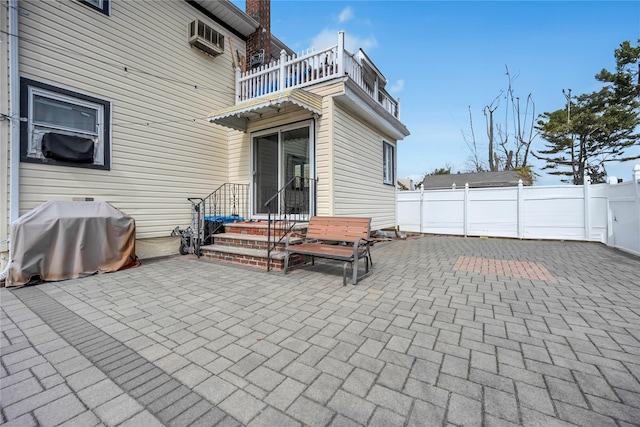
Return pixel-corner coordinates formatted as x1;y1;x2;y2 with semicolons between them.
20;78;111;170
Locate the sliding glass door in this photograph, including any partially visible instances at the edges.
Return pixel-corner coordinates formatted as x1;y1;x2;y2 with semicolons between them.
254;133;279;215
252;122;312;216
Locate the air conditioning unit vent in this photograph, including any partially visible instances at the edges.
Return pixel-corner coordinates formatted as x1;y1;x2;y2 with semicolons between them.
189;19;224;57
250;49;264;68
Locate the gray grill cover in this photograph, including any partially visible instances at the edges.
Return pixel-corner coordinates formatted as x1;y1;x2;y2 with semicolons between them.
7;201;137;287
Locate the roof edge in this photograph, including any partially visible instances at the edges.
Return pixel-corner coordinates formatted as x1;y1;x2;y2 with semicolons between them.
190;0;259;38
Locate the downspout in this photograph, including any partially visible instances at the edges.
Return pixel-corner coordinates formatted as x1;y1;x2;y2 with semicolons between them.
9;0;19;223
2;0;20;281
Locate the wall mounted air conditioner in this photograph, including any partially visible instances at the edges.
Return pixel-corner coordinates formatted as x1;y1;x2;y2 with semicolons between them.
250;49;265;68
189;19;224;57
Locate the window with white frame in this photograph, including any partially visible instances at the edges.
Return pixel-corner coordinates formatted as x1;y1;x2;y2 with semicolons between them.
20;78;111;170
79;0;110;15
383;141;395;185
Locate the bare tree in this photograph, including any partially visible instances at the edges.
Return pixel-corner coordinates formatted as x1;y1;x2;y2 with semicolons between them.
466;66;537;176
462;106;485;172
501;66;537;169
483;94;500;171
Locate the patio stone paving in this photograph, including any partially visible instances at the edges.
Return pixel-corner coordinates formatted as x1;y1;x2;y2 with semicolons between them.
1;235;639;426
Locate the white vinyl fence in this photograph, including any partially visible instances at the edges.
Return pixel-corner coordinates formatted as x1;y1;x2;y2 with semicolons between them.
397;166;640;256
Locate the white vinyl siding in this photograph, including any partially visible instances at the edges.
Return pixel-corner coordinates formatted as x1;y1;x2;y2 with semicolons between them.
16;0;242;238
309;83;342;217
227;129;249;184
314;97;334;216
332;102;397;230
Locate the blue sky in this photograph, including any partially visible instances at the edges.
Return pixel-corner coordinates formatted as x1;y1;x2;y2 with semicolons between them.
233;1;640;184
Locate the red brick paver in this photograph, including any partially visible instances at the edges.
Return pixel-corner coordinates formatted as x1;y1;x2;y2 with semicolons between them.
453;256;555;281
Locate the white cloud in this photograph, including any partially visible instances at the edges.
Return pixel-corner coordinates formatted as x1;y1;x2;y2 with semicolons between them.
309;28;377;53
306;5;377;54
345;32;377;52
389;79;404;94
310;29;339;52
310;28;376;52
338;7;353;23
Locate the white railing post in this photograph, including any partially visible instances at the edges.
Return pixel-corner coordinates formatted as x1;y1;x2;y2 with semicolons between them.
517;179;524;239
420;186;424;233
583;173;591;241
396;97;401;119
464;183;469;237
337;31;345;76
606;177;614;247
374;77;379;104
279;49;286;92
235;67;241;104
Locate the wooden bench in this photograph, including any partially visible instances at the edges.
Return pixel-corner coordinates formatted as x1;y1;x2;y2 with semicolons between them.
284;216;373;285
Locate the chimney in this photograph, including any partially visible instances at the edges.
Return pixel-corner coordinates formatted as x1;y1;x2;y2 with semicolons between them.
246;0;271;69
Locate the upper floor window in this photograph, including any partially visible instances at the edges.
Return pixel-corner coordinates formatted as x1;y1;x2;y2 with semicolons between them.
383;141;395;185
20;78;111;170
79;0;110;15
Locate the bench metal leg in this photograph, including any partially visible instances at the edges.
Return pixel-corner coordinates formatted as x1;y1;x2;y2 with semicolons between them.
351;255;373;286
343;262;349;286
290;252;372;286
352;258;358;285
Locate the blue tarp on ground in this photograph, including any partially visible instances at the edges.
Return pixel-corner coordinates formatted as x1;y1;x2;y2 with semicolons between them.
205;215;243;223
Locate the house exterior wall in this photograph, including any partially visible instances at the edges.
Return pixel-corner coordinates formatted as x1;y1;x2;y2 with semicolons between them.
311;82;342;217
314;96;334;217
226;82;352;219
332;102;397;230
9;0;243;257
225;80;399;229
227;129;249;184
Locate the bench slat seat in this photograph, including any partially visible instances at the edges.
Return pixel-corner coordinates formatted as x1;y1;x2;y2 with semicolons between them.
285;243;367;260
284;216;372;285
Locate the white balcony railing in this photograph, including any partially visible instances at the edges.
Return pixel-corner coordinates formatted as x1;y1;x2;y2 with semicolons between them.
235;32;399;119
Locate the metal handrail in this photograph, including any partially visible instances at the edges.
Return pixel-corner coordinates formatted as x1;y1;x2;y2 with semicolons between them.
264;176;314;270
200;183;250;245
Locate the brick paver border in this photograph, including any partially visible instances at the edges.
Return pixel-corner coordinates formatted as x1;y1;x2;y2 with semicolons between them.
12;286;236;426
453;256;555;281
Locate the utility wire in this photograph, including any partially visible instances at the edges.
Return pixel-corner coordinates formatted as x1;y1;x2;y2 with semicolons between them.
0;29;237;96
118;116;212;128
0;28;231;127
3;115;214;129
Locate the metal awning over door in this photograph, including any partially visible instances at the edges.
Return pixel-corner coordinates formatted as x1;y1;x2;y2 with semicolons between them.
208;89;322;132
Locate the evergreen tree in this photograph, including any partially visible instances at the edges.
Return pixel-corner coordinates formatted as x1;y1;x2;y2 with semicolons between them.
534;40;640;184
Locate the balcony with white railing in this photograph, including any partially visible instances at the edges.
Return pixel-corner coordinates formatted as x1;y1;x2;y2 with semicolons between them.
235;31;400;119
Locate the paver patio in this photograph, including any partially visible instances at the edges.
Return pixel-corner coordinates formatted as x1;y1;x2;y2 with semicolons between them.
1;236;639;426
